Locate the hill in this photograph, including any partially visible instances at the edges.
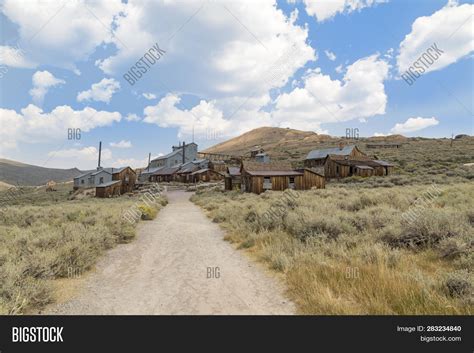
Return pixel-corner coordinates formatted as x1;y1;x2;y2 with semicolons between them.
0;158;84;186
204;127;333;160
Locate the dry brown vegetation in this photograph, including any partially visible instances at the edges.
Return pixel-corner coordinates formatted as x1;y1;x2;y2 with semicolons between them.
191;182;473;314
0;184;167;314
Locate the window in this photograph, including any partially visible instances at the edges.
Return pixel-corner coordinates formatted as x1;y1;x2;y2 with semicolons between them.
263;177;272;190
289;176;295;189
81;179;84;184
99;177;104;184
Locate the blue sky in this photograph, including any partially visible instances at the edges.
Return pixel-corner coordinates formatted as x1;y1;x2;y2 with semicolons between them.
0;0;473;170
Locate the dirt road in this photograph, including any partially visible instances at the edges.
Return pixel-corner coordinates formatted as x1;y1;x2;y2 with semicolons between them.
47;190;294;315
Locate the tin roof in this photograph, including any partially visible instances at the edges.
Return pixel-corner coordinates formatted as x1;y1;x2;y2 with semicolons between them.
306;145;356;160
95;180;121;188
153;166;181;176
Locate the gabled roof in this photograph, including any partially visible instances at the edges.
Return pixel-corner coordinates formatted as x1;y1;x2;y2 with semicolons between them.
306;145;356;160
153;166;181;176
91;169;112;176
74;171;92;179
151;149;181;162
177;162;199;173
140;166;165;175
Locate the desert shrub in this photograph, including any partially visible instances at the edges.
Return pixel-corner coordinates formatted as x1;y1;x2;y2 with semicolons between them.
443;270;473;301
383;209;467;249
0;194;167;314
138;204;158;220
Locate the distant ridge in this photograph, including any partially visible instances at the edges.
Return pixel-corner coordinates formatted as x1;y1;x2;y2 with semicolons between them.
0;159;84;186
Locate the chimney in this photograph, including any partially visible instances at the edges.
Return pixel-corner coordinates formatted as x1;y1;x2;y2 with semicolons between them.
182;141;186;164
339;141;344;151
98;141;102;169
147;153;151;171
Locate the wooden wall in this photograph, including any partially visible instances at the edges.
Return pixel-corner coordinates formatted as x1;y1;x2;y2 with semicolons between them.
96;183;121;198
241;172;324;194
112;167;136;193
301;170;325;189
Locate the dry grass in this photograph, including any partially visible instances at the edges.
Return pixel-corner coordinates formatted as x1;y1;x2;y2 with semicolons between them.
191;183;473;315
0;186;167;314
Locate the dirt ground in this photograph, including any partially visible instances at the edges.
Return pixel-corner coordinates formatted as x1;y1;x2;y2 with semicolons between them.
46;190;294;315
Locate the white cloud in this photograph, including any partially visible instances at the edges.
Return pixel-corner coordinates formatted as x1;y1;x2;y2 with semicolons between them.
77;78;120;103
97;0;315;99
0;105;121;152
110;140;132;148
143;94;234;139
335;64;344;73
390;117;439;134
29;70;65;105
397;1;474;74
125;113;141;122
0;0;124;71
324;50;336;61
47;146;112;170
302;0;387;22
112;157;147;169
142;92;157;100
373;132;388;136
272;54;390;131
0;44;36;68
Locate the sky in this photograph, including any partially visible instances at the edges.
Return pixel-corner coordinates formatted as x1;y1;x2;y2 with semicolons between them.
0;0;473;170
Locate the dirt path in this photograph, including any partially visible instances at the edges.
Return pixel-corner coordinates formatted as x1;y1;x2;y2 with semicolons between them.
47;190;294;315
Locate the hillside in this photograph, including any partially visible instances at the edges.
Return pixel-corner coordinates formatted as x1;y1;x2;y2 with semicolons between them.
0;158;84;186
204;127;333;160
203;127;411;163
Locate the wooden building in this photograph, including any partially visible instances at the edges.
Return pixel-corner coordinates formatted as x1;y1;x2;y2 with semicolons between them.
191;168;224;183
323;155;394;179
111;166;136;194
305;144;366;167
224;166;241;191
240;161;325;194
151;166;181;182
95;180;122;198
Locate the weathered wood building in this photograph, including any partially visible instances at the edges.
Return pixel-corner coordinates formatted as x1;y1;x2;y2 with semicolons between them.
191;168;224;183
111;167;136;194
224;166;241;191
95;180;122;198
305;144;366;167
323;155;394;179
240;161;325;194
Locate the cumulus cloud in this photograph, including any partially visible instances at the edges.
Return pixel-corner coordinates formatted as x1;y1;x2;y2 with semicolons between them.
390;117;439;134
97;0;315;99
29;70;65;105
324;50;337;61
0;105;121;152
397;1;474;74
143;94;234;139
272;54;390;131
77;78;120;103
0;44;36;68
109;140;132;148
125;113;141;122
46;146;112;170
302;0;387;22
0;0;124;70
